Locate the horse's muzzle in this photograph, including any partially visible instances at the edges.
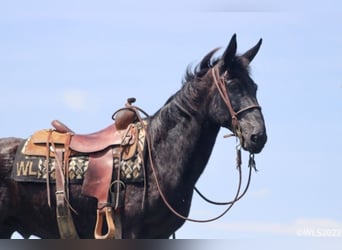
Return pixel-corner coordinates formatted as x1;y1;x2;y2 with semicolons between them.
243;131;267;154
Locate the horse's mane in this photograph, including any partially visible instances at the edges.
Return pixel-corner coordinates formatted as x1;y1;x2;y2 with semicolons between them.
182;48;220;84
161;48;222;109
163;47;252;110
183;47;251;84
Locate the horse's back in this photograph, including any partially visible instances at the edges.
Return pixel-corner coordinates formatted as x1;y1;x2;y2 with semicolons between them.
0;137;22;176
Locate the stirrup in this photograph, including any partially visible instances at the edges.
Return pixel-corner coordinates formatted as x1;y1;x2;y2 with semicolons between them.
94;206;116;239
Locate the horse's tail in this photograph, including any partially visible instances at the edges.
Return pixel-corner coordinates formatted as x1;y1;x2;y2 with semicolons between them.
0;137;23;180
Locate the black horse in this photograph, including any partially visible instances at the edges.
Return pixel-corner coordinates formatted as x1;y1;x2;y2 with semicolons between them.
0;34;267;238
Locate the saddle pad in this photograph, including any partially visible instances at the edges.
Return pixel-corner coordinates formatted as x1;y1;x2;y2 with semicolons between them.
11;121;147;184
12;141;88;183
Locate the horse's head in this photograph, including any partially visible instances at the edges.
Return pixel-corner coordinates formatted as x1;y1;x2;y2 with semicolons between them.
207;34;267;154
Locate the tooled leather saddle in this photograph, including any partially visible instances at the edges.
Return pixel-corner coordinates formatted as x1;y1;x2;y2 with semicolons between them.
18;98;143;239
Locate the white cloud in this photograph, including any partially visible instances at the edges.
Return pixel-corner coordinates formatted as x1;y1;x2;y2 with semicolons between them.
212;221;294;235
211;218;342;237
250;187;271;199
62;89;89;112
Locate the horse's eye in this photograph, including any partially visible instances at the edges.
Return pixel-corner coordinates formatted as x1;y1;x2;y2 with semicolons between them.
226;80;238;89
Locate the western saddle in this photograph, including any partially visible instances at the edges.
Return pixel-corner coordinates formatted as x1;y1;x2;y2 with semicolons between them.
22;98;143;239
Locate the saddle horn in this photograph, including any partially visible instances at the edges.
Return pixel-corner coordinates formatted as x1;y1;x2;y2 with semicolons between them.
113;98;138;130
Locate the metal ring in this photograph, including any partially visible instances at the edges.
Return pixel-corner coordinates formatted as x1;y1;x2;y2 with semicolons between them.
110;180;125;193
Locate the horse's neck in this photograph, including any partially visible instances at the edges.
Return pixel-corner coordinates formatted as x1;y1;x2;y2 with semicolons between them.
148;90;220;190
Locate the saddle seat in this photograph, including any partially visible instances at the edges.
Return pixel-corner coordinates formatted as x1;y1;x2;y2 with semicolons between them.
53;120;130;153
23;114;137;158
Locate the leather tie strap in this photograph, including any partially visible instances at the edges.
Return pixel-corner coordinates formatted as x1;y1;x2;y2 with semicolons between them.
54;147;79;239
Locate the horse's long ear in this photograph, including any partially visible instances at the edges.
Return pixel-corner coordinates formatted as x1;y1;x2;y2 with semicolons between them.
242;38;262;64
221;34;237;70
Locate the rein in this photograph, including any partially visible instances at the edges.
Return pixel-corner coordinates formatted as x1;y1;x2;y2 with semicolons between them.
190;66;261;207
126;65;260;224
194;154;256;206
145;127;245;223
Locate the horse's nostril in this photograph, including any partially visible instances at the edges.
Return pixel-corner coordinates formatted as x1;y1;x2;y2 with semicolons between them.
248;133;266;154
251;134;259;144
250;133;267;145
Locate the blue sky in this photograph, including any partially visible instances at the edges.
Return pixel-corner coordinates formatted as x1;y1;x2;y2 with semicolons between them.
1;0;341;246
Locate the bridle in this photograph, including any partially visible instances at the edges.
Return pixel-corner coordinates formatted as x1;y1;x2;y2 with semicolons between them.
211;65;261;142
191;65;262;208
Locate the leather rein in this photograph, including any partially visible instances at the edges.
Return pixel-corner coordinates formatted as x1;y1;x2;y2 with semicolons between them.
131;65;261;224
192;66;261;207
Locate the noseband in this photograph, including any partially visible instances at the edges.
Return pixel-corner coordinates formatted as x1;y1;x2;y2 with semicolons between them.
211;66;261;141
